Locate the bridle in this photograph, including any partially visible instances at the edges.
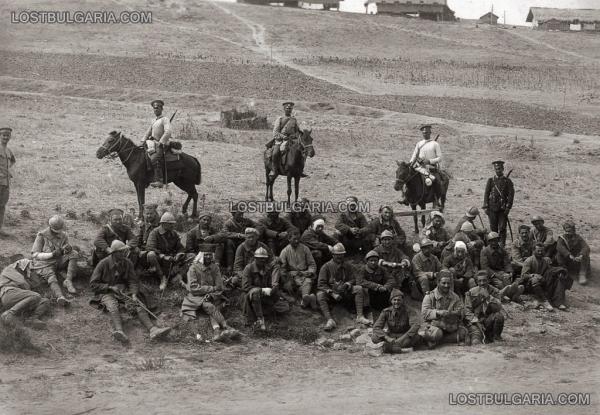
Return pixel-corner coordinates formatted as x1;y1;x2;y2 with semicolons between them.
396;163;425;204
100;133;137;163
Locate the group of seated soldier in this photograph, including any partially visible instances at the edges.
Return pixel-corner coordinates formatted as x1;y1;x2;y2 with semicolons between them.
0;198;591;351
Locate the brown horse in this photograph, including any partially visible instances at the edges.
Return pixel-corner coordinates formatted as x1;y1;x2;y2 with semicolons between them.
394;161;449;233
264;129;315;203
96;131;201;218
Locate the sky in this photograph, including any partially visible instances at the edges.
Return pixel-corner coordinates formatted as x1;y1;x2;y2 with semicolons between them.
339;0;600;25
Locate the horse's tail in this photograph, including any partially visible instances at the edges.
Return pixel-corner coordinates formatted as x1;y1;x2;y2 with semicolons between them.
193;156;202;185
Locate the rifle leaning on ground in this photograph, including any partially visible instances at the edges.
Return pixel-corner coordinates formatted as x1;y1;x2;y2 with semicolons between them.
114;290;159;320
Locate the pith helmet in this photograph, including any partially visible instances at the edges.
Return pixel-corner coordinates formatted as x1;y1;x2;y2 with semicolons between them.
331;243;346;255
108;240;128;253
48;215;65;231
160;212;176;224
254;247;269;258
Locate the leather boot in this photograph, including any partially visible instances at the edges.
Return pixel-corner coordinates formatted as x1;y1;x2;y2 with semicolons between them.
324;318;336;331
29;299;51;329
64;259;78;294
578;269;588;285
109;310;128;343
493;318;504;341
383;341;405;354
354;288;371;325
50;281;70;307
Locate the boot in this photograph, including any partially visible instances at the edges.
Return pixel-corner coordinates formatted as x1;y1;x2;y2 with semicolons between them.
223;327;241;341
63;279;77;295
354;289;371;325
109;311;129;344
542;300;555;312
212;327;226;342
383;341;405;354
150;161;164;188
256;317;266;331
50;281;70;307
29;299;51;329
324;318;336;331
356;315;372;325
578;269;588;285
149;326;171;340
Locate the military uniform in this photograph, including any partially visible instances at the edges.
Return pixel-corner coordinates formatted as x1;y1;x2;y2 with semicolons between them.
0;130;15;235
480;245;513;289
300;227;337;268
464;284;504;344
286;210;312;235
374;244;412;289
234;240;272;278
146;225;189;285
90;252;169;342
421;287;466;346
144;100;172;187
412;251;442;294
556;224;591;285
257;215;297;255
530;224;556;259
365;216;408;253
93;223;138;265
0;259;50;327
221;214;255;272
185;223;228;265
241;260;285;323
442;252;475;296
269;109;300;175
356;263;394;310
511;236;534;275
422;223;451;258
316;259;367;323
483;161;514;246
278;242;317;305
521;255;572;308
371;290;422;352
334;211;369;255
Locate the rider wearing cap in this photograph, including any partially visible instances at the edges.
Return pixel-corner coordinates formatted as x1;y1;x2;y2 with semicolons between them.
266;101;307;178
143;99;172;188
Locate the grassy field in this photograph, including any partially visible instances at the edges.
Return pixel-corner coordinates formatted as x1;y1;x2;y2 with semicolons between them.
1;1;600;414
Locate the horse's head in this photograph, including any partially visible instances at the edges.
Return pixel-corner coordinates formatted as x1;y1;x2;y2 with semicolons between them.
299;128;315;158
96;130;122;159
394;160;412;191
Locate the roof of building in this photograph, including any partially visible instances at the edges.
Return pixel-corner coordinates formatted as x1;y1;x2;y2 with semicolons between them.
479;12;499;20
369;0;447;5
527;7;600;23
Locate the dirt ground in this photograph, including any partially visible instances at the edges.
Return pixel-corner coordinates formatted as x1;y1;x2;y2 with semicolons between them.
1;1;600;414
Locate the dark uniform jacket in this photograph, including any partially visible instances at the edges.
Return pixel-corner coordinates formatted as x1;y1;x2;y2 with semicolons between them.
317;260;356;293
146;226;184;255
241;261;280;292
464;285;502;322
373;305;411;338
511;237;535;267
442;253;475;279
233;241;272;275
257;216;297;240
286;211;312;235
89;256;139;300
356;264;394;292
480;246;512;274
94;224;137;253
222;217;256;235
366;217;407;246
483;175;514;212
138;220;159;249
300;228;337;252
335;212;368;237
185;225;225;253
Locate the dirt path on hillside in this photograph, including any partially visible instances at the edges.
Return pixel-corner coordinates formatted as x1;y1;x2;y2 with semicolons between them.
208;1;367;93
506;29;599;63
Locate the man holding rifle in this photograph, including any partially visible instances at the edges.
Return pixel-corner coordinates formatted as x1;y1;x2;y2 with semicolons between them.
90;240;171;344
483;160;514;247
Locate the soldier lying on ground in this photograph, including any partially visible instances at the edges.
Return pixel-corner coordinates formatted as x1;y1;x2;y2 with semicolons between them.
0;257;50;329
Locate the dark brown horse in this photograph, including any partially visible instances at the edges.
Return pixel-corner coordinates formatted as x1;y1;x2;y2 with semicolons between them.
264;129;315;203
394;161;449;233
96;131;201;218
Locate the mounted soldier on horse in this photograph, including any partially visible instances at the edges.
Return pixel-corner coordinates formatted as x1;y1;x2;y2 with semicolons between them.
264;101;315;203
96;100;202;218
394;124;450;233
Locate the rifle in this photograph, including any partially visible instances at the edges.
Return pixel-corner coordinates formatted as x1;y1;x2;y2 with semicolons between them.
115;291;159;320
505;169;514;243
162;110;178;186
169;110;178;123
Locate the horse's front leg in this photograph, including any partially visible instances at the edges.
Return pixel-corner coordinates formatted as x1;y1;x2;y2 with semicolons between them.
411;204;419;234
287;175;292;205
294;176;300;202
136;182;145;220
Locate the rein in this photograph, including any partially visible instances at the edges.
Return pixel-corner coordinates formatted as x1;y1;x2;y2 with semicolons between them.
101;134;137;164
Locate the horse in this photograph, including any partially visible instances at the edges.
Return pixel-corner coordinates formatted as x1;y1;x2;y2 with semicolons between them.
264;129;315;203
394;161;449;234
96;131;202;218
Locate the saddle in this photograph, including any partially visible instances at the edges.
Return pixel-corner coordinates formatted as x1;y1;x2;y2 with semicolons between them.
144;141;185;172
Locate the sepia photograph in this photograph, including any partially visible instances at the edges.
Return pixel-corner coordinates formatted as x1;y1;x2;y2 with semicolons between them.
0;0;599;414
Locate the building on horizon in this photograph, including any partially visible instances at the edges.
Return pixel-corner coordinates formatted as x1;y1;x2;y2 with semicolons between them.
366;0;455;21
478;12;498;25
526;7;600;31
